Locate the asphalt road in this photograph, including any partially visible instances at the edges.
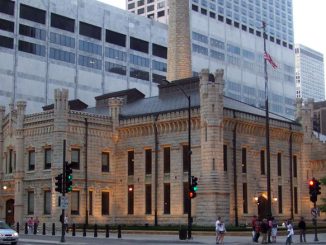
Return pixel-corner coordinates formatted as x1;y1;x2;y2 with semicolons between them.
17;232;326;245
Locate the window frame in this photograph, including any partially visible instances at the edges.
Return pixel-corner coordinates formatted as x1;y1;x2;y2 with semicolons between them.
101;192;110;215
145;149;152;175
27;191;34;215
28;149;35;171
43;190;51;215
101;152;110;172
71;148;80;170
71;191;80;215
44;148;52;170
163;147;170;174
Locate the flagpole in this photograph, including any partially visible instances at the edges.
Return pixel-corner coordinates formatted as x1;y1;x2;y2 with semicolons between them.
263;21;272;219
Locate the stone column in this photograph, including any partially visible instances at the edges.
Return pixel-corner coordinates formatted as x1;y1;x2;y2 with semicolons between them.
108;97;124;143
108;97;124;221
167;0;192;81
52;89;69;221
14;101;26;225
0;106;5;178
196;69;227;225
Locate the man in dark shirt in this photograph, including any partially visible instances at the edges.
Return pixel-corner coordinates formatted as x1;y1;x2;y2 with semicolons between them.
298;216;307;243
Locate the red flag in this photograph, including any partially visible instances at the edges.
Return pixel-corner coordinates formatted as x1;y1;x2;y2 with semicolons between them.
264;52;277;69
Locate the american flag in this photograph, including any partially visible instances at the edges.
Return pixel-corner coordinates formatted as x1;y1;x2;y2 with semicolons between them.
264;51;278;69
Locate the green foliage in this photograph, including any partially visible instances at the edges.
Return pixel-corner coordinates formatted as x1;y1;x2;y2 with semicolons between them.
318;178;326;212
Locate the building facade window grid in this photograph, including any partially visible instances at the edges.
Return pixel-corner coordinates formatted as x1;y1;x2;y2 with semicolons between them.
43;190;51;215
71;148;80;169
163;183;170;214
44;148;52;170
163;147;170;174
28;149;35;171
71;191;80;215
128;150;134;176
145;149;152;175
145;184;152;214
27;191;34;215
101;152;110;172
101;192;110;215
128;185;134;214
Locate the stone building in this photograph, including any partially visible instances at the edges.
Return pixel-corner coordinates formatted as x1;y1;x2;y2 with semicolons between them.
1;69;325;227
1;0;325;228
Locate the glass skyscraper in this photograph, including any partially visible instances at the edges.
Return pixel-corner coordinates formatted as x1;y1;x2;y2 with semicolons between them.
127;0;296;117
295;44;325;101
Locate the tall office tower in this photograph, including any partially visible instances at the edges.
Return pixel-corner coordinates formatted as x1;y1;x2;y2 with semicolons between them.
295;44;325;101
128;0;296;117
0;0;168;113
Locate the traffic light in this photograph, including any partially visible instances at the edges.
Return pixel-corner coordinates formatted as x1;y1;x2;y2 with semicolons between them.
192;176;198;192
55;174;63;193
189;190;196;198
189;176;198;199
309;179;315;195
309;178;322;203
65;161;73;193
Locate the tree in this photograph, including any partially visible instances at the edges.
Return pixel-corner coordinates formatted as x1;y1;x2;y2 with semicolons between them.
318;177;326;212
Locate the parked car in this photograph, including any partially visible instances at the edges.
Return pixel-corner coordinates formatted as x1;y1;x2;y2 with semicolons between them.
0;221;18;245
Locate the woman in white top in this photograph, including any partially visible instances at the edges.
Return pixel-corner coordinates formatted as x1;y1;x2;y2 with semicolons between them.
215;217;221;244
285;220;294;245
217;219;226;244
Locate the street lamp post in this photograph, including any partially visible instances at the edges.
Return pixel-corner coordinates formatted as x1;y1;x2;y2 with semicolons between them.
163;80;192;239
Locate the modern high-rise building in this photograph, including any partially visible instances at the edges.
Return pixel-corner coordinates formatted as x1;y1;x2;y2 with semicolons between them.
0;0;168;113
0;0;296;117
128;0;297;117
295;44;325;101
127;0;294;47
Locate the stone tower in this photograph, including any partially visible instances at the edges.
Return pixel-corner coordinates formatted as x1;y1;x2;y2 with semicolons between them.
197;69;227;225
14;101;27;225
167;0;192;81
52;89;69;220
108;97;124;143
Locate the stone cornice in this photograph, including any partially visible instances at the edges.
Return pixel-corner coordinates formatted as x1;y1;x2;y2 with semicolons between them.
119;109;201;138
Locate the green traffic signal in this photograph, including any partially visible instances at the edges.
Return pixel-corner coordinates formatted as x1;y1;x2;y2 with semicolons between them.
65;161;73;193
193;186;198;192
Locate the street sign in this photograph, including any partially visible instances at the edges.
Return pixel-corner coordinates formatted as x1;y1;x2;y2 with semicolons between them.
60;196;69;209
311;208;317;217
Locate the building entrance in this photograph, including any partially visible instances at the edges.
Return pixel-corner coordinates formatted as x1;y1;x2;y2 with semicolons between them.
5;199;15;226
257;196;268;220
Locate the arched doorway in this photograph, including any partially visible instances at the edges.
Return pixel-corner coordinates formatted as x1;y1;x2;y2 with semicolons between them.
257;196;268;220
6;199;15;226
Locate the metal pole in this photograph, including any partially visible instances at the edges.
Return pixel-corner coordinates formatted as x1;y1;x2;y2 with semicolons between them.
60;140;66;243
84;118;88;226
314;201;319;241
263;21;272;218
187;96;192;239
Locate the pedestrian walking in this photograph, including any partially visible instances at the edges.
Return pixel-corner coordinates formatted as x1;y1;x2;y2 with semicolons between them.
64;215;69;233
215;216;221;244
253;219;261;243
260;218;269;244
27;217;34;234
34;216;39;233
298;216;306;243
251;215;257;242
217;219;226;244
285;220;294;245
271;217;278;243
267;217;272;243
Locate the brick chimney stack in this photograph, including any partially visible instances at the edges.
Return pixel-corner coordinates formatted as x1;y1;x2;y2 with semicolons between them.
167;0;192;81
